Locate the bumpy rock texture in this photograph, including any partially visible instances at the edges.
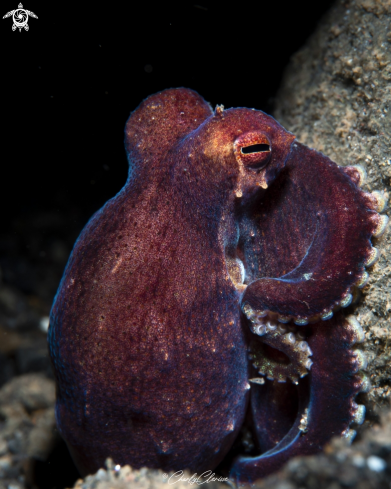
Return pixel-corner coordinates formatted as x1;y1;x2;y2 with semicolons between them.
70;460;226;489
274;0;391;421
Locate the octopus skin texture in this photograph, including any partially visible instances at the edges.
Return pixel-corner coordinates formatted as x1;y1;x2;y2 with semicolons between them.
48;88;389;484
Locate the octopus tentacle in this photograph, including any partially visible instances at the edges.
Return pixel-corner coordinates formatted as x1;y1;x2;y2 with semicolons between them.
230;312;368;485
240;143;389;324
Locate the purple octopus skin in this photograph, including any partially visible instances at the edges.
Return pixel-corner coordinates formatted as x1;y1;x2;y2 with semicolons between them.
48;88;388;484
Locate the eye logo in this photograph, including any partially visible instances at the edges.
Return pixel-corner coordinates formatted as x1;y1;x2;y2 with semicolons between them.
3;3;38;32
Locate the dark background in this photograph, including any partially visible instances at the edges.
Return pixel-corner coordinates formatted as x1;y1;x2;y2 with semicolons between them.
1;1;335;312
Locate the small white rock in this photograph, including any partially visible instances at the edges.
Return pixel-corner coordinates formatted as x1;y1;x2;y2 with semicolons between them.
39;316;50;333
367;455;386;472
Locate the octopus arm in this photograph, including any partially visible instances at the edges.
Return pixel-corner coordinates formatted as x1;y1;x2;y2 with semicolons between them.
230;313;368;484
241;142;380;322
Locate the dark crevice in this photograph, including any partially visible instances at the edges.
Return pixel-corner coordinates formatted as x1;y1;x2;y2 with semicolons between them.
33;439;80;489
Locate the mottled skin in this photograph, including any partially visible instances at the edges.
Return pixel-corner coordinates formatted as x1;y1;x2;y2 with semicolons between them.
48;88;384;484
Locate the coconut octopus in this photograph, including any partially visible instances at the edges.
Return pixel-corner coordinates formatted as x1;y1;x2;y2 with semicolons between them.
48;88;389;484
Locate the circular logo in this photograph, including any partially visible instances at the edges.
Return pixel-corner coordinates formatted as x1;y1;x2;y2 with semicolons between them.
12;8;28;29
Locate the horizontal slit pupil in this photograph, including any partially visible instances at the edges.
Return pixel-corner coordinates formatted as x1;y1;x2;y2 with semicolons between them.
241;144;270;154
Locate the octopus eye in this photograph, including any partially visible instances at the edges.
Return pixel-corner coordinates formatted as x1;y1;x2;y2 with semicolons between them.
235;132;272;169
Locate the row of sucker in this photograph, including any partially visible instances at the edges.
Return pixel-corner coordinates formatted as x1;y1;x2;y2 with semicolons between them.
243;306;313;384
340;166;386;440
340;314;369;443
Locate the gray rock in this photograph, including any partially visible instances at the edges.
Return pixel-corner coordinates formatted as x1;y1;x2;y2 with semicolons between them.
70;459;229;489
274;0;391;418
0;374;58;488
0;374;55;412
